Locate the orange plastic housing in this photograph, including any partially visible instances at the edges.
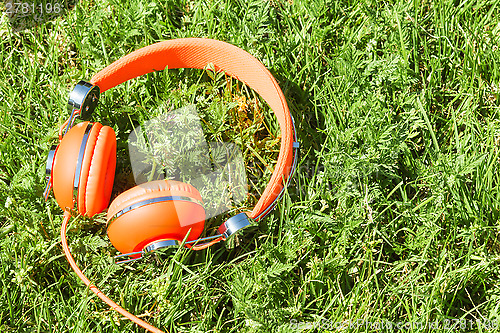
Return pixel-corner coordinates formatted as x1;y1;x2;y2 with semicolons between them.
106;180;206;255
52;121;116;216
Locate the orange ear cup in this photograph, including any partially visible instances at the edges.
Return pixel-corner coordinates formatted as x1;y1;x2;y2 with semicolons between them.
52;121;116;216
52;121;91;212
106;180;206;256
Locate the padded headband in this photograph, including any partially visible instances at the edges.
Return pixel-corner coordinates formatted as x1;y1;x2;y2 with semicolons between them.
90;38;295;219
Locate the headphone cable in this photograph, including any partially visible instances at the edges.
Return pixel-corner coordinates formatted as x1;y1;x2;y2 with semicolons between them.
60;211;165;333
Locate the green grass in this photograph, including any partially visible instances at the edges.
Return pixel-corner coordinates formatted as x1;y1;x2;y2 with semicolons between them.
1;0;500;332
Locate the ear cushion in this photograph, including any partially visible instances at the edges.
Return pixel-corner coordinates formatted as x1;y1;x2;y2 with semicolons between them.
106;180;205;255
77;123;116;217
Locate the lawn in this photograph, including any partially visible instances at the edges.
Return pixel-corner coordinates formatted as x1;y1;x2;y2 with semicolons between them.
1;0;500;332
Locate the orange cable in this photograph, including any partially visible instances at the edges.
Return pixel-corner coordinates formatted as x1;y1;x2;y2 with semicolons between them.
60;211;165;333
58;117;70;141
188;236;224;250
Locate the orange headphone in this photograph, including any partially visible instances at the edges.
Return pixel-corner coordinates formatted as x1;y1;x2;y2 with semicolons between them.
44;38;299;333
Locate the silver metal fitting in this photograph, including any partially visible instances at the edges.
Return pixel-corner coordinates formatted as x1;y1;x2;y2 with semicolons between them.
45;145;58;177
143;239;181;253
43;145;58;200
218;212;253;242
114;239;181;264
68;80;100;120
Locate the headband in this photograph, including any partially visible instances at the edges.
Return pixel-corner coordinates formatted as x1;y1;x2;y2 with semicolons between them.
89;38;297;220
